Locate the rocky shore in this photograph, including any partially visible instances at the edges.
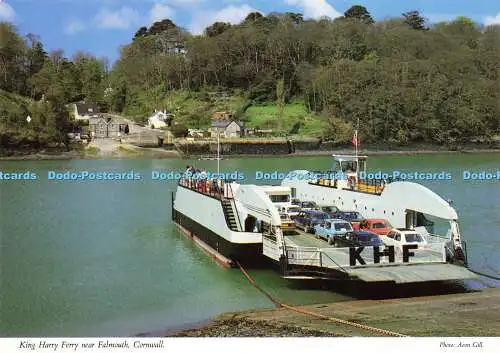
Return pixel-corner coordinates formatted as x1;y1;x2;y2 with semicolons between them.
169;287;500;337
2;147;499;160
172;316;342;337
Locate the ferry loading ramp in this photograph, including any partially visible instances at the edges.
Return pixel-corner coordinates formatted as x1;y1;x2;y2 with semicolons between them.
265;230;479;284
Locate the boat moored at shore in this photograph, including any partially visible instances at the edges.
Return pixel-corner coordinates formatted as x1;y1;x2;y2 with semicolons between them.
172;154;477;284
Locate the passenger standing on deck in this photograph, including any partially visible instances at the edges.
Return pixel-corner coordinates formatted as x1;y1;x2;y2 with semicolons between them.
200;170;207;193
185;165;194;187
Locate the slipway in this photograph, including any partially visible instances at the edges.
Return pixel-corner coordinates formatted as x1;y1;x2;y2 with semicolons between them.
342;263;479;283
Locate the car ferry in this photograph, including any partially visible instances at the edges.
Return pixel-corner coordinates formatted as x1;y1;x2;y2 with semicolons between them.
171;156;477;283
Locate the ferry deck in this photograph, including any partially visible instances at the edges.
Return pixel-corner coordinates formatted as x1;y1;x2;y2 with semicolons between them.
273;229;479;284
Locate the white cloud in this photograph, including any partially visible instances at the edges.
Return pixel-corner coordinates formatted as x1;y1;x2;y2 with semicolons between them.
64;20;85;34
94;7;141;29
284;0;341;19
484;13;500;26
0;1;15;21
189;4;258;34
166;0;205;5
150;3;175;23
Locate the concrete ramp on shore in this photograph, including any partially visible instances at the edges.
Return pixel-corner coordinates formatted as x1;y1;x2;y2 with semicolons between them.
345;263;479;283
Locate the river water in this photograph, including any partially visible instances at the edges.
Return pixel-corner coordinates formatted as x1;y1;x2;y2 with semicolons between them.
1;154;499;336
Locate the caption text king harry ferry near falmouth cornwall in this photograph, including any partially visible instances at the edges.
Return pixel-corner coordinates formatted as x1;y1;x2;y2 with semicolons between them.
172;131;479;284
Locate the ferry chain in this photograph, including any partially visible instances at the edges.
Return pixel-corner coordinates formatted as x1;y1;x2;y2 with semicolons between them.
236;262;407;337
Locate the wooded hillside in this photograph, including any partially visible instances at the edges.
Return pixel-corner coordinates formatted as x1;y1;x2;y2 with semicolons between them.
1;6;499;148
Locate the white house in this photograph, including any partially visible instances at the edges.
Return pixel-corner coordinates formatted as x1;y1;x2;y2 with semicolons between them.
147;110;173;129
74;103;99;120
210;120;244;138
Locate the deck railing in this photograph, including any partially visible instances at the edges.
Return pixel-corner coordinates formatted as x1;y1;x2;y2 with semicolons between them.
308;178;387;195
285;245;322;267
179;176;239;200
423;233;450;244
179;176;244;231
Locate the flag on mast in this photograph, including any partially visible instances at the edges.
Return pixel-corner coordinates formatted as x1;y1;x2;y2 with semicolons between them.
352;130;359;147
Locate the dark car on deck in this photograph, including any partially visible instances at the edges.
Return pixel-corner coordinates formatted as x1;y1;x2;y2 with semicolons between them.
318;205;340;217
291;200;319;211
332;231;384;248
330;211;364;222
330;210;364;227
292;210;330;233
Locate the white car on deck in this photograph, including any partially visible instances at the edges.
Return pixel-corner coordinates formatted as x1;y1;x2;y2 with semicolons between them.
276;205;301;217
381;228;428;251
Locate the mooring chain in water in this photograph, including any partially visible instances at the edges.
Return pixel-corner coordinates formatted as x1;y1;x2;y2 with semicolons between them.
236;261;407;337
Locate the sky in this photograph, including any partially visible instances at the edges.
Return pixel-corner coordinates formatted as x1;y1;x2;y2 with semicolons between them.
1;0;499;64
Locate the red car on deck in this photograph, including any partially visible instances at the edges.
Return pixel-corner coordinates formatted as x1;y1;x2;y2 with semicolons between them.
352;219;392;235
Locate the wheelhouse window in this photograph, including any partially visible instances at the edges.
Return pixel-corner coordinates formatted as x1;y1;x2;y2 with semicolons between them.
270;194;290;203
341;162;357;173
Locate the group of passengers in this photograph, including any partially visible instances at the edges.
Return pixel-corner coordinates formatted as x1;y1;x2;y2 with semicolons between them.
181;165;224;196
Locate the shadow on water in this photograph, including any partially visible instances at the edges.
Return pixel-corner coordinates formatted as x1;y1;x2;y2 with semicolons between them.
284;279;473;300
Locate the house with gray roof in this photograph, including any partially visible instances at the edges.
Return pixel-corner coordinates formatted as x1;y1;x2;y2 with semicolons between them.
210;120;244;138
74;103;100;120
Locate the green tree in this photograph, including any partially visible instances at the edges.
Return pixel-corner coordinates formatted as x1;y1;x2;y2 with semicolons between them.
0;22;27;93
276;77;285;131
148;19;178;35
344;5;374;24
204;22;231;37
403;11;427;30
243;12;264;24
134;26;148;39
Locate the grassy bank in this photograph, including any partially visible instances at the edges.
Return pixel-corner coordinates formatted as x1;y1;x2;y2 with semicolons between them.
243;103;327;136
121;89;326;137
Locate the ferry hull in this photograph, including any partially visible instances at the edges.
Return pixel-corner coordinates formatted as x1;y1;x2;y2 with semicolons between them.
172;208;264;266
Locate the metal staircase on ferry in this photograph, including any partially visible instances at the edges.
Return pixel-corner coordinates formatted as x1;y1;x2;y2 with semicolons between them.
221;199;241;231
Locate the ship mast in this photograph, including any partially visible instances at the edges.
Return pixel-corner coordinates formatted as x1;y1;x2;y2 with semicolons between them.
355;117;359;178
217;131;220;176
